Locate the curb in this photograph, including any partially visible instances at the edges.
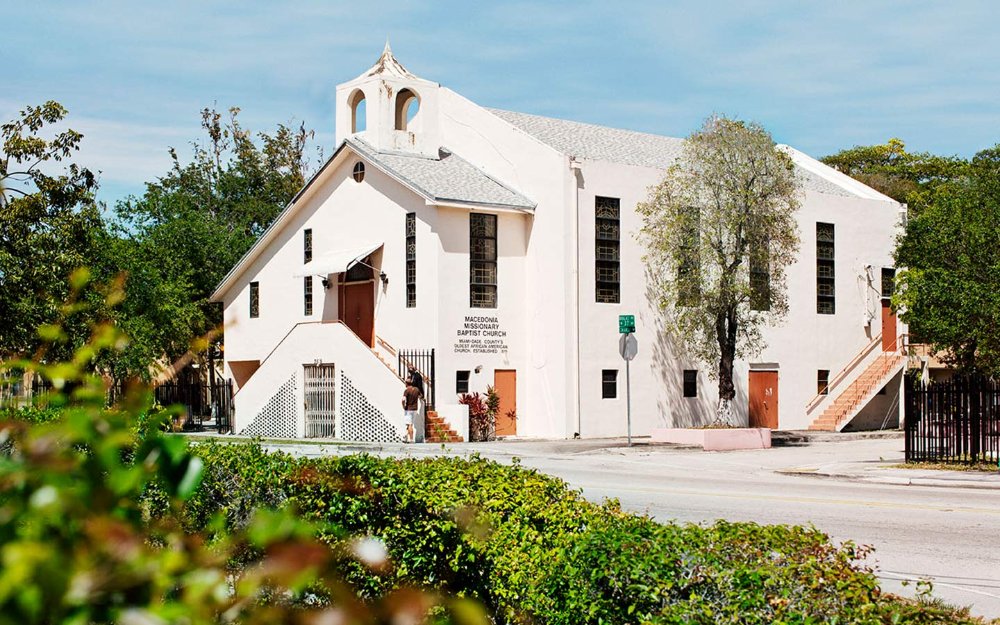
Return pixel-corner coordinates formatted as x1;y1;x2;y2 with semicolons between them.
776;467;1000;490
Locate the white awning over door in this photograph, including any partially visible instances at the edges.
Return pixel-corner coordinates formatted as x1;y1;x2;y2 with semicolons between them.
292;241;383;277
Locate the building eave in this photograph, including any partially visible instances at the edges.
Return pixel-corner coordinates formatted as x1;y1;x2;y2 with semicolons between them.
209;142;352;303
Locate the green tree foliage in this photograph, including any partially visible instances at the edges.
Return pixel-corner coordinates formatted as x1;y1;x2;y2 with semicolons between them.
638;117;800;424
0;102;105;361
106;107;318;377
894;146;1000;374
821;138;967;209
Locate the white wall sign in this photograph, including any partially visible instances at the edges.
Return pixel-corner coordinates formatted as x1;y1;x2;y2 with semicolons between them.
454;315;509;354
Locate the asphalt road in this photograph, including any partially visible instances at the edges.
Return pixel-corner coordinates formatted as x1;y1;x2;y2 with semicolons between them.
267;437;1000;620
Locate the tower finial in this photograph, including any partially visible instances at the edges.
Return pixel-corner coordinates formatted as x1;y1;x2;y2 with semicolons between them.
355;38;415;80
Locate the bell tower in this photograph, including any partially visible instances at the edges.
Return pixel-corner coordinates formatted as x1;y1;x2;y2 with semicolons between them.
335;43;442;158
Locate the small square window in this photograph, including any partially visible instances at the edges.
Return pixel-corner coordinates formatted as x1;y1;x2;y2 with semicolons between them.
683;370;698;398
881;267;895;299
602;369;617;399
818;370;830;395
456;371;470;394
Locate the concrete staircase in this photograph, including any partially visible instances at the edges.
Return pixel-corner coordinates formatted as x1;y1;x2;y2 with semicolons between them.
808;353;905;431
425;409;464;443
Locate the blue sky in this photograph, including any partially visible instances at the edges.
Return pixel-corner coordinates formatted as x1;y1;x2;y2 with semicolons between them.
5;1;999;205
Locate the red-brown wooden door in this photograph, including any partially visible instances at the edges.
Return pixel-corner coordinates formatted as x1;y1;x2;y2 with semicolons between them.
340;282;375;347
881;300;897;352
494;369;517;436
749;370;779;429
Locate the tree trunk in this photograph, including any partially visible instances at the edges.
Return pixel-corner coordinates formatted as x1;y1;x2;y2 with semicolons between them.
715;305;739;426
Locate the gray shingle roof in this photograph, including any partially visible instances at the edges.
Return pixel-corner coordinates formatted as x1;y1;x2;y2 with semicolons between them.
347;138;535;210
490;109;686;170
489;109;855;198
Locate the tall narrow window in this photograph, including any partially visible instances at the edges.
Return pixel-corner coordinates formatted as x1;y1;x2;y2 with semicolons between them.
470;213;497;308
683;369;698;398
881;267;895;299
750;241;771;311
602;369;618;399
818;370;830;395
249;281;259;318
303;277;313;316
406;213;416;308
678;207;701;306
817;222;835;314
595;196;620;303
304;228;312;263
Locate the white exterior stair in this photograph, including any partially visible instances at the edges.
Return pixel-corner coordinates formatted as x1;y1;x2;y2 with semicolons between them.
807;349;905;432
232;321;406;441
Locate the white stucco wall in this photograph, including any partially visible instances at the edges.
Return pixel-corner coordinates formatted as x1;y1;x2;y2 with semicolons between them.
437;89;578;438
572;158;903;436
223;150;435;383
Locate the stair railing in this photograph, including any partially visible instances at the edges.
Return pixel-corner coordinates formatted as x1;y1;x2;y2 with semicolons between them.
806;333;883;414
397;349;435;409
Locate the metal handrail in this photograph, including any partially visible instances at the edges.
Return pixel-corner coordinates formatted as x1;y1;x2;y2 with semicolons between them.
376;335;398;357
805;333;882;413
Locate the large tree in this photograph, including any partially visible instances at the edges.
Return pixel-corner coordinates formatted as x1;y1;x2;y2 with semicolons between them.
893;145;1000;375
821;138;966;211
638;117;800;425
105;107;317;377
0;101;105;360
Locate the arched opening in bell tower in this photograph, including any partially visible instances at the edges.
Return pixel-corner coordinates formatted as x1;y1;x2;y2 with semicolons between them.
394;89;420;131
349;89;367;133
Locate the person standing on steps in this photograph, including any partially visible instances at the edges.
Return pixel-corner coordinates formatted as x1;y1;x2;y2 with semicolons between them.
407;365;424;398
407;365;426;442
402;379;421;443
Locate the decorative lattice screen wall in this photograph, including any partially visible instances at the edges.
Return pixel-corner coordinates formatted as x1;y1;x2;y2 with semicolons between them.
240;375;297;438
339;373;401;442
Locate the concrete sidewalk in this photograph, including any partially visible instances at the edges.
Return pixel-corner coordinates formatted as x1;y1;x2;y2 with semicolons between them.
776;461;1000;489
768;429;1000;490
181;429;1000;490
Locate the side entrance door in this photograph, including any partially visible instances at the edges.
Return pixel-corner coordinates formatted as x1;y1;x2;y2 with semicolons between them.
304;364;336;438
494;369;517;436
340;281;375;347
748;370;779;429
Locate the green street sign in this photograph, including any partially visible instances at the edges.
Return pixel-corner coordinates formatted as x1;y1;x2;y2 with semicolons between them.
619;314;635;334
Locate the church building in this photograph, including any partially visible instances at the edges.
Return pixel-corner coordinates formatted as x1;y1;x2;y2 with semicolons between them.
210;45;906;442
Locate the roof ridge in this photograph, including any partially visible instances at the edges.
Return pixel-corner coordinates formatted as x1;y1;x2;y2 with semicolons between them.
349;136;441;162
346;137;535;210
486;107;684;143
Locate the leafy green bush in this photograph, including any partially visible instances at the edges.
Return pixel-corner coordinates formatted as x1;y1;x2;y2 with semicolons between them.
0;405;63;424
1;321;484;625
185;444;992;625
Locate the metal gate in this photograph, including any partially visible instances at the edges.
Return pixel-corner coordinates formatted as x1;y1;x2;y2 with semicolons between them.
398;348;435;408
304;364;336;438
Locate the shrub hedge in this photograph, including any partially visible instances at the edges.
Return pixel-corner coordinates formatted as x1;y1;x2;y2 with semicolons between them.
189;442;988;625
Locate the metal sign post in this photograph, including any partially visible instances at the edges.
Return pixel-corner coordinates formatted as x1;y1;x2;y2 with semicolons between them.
618;315;638;447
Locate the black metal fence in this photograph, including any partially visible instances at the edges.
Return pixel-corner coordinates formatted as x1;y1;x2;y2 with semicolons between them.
30;378;233;434
905;373;1000;464
398;349;435;409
